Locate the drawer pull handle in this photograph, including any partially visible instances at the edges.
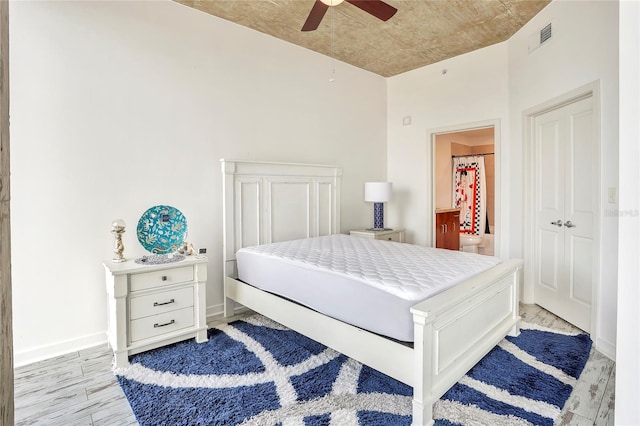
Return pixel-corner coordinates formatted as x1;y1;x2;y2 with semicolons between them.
161;276;168;281
153;299;175;307
154;319;175;328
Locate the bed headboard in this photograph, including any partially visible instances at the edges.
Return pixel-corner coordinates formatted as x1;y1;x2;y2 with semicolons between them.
221;159;342;278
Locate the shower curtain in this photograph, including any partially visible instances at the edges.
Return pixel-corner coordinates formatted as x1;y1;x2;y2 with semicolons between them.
452;155;486;235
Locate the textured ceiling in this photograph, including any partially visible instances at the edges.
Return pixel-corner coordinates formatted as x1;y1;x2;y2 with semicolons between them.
173;0;551;77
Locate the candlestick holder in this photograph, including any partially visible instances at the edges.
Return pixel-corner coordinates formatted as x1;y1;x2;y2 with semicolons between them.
111;219;126;263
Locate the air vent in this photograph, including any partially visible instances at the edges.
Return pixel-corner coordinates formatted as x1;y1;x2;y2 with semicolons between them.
540;23;552;44
528;21;553;54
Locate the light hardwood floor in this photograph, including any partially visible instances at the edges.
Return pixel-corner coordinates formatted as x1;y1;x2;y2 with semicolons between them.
14;305;615;425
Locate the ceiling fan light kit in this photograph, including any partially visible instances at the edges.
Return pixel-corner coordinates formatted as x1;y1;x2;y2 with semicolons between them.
302;0;398;32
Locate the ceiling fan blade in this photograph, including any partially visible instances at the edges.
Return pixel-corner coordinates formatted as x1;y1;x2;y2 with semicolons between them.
346;0;397;21
302;1;329;31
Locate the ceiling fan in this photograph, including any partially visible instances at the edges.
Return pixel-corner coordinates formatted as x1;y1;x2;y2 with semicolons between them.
301;0;398;32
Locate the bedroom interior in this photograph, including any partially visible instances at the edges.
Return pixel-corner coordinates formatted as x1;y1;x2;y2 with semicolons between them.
3;0;639;425
219;159;521;424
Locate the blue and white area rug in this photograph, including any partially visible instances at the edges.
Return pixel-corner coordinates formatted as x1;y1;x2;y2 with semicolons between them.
115;315;592;425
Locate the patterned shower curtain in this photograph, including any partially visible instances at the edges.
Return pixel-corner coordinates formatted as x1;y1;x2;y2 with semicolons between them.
452;155;486;235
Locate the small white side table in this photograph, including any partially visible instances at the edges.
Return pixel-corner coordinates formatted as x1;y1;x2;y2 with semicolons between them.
104;255;208;367
349;229;405;243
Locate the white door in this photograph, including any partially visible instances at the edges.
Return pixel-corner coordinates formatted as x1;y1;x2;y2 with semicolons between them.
533;95;596;332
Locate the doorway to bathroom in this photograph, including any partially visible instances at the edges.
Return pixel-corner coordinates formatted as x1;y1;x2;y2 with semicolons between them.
431;123;498;257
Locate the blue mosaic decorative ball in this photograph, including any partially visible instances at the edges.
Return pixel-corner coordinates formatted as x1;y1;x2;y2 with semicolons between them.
137;205;187;254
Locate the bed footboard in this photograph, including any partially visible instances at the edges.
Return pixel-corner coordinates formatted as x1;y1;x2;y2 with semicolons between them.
410;259;522;426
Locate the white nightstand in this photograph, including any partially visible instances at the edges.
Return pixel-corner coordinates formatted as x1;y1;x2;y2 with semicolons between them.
104;256;208;367
349;229;405;243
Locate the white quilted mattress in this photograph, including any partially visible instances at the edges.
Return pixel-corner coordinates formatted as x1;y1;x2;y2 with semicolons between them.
236;234;501;342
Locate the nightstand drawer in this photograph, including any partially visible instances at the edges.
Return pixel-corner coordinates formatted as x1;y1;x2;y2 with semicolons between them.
130;306;194;343
349;229;405;243
130;266;193;292
129;287;194;320
382;233;401;242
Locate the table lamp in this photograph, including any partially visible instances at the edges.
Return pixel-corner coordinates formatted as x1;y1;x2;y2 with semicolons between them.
364;182;392;230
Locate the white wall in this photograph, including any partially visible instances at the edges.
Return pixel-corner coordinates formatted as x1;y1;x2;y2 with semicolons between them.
507;0;618;357
387;0;619;357
616;0;640;423
386;43;510;247
10;1;387;365
434;138;452;210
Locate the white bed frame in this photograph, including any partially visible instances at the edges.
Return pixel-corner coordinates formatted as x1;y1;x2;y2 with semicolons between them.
221;159;522;426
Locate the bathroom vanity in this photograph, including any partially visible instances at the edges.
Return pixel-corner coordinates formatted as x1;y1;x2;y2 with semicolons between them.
435;208;460;250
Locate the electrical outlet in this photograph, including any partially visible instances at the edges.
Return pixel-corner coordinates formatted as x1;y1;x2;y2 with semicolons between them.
199;248;207;254
608;187;617;204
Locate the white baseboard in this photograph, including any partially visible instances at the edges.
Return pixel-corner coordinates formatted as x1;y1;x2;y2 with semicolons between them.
15;304;249;368
14;331;108;368
595;336;616;361
206;303;223;320
206;302;248;323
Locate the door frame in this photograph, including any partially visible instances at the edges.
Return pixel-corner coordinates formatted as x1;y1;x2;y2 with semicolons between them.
523;81;601;339
428;118;501;258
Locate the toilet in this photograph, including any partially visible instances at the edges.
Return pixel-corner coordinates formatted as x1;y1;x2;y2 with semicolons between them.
459;234;483;253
